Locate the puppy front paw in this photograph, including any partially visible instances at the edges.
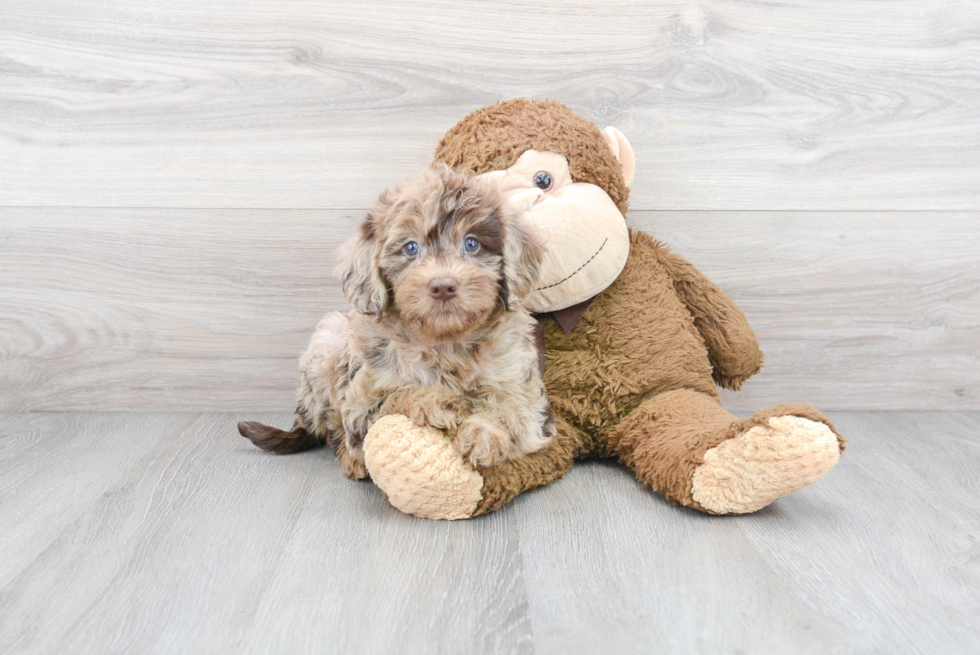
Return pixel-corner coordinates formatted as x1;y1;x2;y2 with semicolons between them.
455;415;513;467
410;396;463;432
338;441;368;480
380;386;464;432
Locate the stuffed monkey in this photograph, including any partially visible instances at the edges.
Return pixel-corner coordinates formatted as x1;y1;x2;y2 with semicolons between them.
360;99;844;519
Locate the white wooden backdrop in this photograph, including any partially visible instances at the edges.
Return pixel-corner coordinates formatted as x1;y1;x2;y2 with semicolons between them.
1;0;978;411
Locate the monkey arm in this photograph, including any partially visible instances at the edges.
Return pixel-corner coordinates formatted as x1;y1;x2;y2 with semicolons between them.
652;243;764;390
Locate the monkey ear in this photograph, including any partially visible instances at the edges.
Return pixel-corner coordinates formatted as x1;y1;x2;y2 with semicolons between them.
501;212;544;310
601;126;636;188
335;212;388;316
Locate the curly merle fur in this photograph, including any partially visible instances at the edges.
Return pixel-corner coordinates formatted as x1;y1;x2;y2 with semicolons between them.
239;165;554;477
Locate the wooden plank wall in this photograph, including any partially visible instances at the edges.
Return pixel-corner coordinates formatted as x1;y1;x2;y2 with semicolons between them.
1;0;978;410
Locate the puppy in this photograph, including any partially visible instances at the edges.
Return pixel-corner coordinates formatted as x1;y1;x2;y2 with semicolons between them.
238;165;554;478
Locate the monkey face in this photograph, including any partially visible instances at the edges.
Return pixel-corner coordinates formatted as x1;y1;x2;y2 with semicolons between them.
433;99;637;315
477;147;633;314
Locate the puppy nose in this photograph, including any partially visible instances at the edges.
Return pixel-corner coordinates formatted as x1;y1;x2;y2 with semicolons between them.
428;277;458;301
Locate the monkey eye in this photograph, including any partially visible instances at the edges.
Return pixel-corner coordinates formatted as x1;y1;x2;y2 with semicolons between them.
533;171;553;190
463;236;481;254
402;241;420;257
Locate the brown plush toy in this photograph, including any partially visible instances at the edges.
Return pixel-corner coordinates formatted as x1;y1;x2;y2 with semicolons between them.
362;99;845;519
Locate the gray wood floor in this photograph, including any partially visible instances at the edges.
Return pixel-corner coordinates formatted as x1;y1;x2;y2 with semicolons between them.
1;411;977;654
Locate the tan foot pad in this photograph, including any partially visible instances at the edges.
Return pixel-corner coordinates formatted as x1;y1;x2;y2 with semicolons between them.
691;416;841;514
363;415;484;520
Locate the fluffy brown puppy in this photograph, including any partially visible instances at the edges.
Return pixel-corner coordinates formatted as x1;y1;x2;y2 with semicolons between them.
239;165;553;475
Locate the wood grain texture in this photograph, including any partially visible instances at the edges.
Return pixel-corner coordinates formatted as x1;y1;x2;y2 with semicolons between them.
0;411;978;653
0;413;531;655
0;209;357;411
735;411;980;653
515;410;980;654
641;213;980;411
2;209;977;411
0;413;191;588
1;0;978;210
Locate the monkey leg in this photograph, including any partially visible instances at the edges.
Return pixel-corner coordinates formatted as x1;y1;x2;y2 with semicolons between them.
471;412;580;516
608;389;845;514
363;413;579;520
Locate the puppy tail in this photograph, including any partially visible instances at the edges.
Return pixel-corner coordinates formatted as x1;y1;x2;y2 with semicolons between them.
237;420;322;454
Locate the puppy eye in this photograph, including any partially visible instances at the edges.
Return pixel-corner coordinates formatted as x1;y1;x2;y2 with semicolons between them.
533;171;553;190
402;241;420;257
463;236;481;254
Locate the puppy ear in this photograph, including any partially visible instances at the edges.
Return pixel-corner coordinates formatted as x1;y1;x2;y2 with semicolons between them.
501;211;544;310
335;211;388;316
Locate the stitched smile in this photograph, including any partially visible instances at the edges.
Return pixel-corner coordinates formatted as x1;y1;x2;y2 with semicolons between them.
534;238;608;291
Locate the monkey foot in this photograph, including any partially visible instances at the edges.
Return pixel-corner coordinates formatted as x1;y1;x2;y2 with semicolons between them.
363;414;483;520
691;415;841;514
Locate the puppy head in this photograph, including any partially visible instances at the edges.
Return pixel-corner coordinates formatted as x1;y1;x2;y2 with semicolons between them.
336;165;543;339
